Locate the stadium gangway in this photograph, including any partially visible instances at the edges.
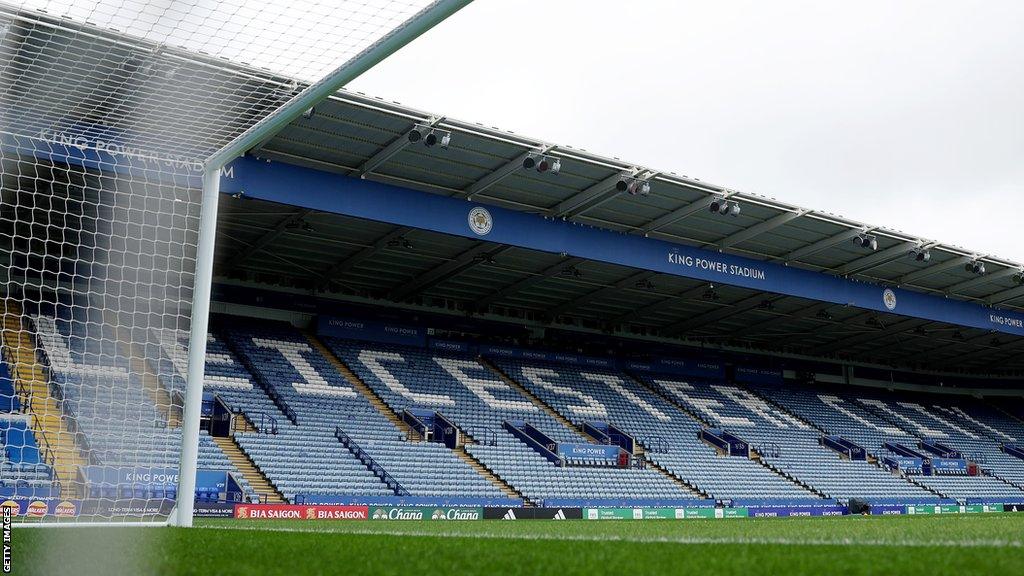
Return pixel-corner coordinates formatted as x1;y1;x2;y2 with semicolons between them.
699;429;749;457
401;409;461;448
820;436;866;460
919;438;963;459
401;408;431;441
883;441;929;459
229;410;278;435
502;420;563;466
584;421;636;454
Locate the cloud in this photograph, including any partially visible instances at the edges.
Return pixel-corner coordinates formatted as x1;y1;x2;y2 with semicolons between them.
351;0;1024;260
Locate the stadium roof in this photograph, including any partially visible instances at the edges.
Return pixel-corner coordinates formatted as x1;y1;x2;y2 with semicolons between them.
205;88;1022;376
5;8;1022;376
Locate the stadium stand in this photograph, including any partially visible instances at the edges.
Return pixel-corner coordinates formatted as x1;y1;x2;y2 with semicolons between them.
487;356;808;501
325;339;707;504
10;300;1024;508
219;321;509;503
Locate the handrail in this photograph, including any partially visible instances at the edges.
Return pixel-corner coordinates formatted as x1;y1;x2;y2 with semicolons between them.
335;425;409;496
645;436;670;454
235;410;279;435
23;316;99;465
401;408;428;440
482;429;498;447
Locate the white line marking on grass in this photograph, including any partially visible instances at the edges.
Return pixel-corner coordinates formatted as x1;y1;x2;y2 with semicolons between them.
198;525;1024;549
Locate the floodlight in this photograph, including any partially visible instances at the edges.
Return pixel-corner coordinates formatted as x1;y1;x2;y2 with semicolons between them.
965;261;986;275
909;247;931;262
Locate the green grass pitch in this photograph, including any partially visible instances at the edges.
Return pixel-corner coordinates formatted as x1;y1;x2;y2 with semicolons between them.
13;514;1024;575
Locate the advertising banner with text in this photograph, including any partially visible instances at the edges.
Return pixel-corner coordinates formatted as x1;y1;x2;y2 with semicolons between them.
369;506;482;520
234;504;369;520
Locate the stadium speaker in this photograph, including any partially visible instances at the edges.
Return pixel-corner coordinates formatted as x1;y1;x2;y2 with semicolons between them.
424;130;439;146
408;128;423;143
848;498;871;515
615;178;630;192
523;155;537;170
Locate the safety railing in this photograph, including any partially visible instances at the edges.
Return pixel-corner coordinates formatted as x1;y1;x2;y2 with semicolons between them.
335;425;409;496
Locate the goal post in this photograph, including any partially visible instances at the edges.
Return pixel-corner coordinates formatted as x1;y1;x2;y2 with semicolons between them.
175;0;472;529
0;0;472;527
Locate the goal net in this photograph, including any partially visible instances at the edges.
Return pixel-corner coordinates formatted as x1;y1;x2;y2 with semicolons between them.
0;0;452;524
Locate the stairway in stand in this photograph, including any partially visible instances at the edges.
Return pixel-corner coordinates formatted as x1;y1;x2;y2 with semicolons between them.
454;447;529;504
107;311;181;428
211;435;285;503
304;333;420;440
478;358;594;441
308;334;527;502
0;302;88;498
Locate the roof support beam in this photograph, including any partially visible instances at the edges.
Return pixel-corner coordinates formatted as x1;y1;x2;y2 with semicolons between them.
775;228;865;264
223;209;312;271
351;117;443;178
807;317;928;356
835;241;921;276
660;294;775;336
473;256;586;310
897;255;976;285
318;227;412;286
610;284;710;325
546;271;658;318
987;285;1024;306
389;243;502;301
639;191;739;236
461;146;555;201
931;339;1019;369
546;170;640;218
891;331;994;365
727;301;833;338
942;267;1019;294
717;210;808;250
951;340;1024;370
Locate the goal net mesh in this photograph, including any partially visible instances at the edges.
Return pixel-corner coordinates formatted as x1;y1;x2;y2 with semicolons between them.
0;0;434;523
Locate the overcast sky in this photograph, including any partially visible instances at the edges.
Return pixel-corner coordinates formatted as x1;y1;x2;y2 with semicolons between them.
349;0;1024;262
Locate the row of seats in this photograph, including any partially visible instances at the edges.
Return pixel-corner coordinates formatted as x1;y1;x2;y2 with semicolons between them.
18;303;1024;505
222;322;505;502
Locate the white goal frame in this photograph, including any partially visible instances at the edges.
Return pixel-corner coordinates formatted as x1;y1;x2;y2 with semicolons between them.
171;0;472;527
6;0;471;529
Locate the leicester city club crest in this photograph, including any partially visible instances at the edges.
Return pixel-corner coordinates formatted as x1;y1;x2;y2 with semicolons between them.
882;288;897;311
468;206;493;236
